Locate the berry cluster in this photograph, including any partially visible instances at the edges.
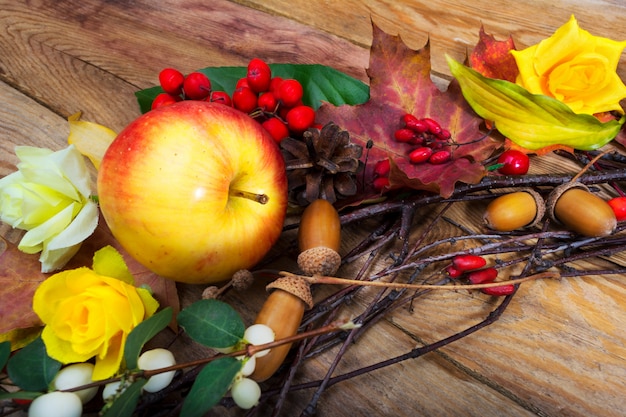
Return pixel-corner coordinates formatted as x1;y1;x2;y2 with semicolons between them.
152;59;316;143
445;255;515;296
394;114;453;165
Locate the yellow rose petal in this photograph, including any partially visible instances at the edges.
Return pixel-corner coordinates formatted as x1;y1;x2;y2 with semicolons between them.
68;112;117;170
92;245;134;285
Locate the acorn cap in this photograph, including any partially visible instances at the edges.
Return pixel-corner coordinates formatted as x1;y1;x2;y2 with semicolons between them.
297;246;341;276
266;276;314;309
546;182;588;225
523;188;546;228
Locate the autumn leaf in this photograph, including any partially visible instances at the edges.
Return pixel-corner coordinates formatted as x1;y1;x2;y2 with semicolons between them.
316;23;500;199
469;26;519;82
0;219;180;347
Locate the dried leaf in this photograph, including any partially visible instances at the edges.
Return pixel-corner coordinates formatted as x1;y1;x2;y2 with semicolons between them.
469;27;519;82
316;23;499;199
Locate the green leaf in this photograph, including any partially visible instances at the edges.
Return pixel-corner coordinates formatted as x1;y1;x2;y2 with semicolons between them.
177;299;245;349
180;357;242;417
101;379;147;417
447;56;625;150
135;63;369;114
124;307;173;370
6;336;61;391
0;341;10;370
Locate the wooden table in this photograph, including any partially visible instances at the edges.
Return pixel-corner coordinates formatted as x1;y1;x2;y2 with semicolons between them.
1;1;625;416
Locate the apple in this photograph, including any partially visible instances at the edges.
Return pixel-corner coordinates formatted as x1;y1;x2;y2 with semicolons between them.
97;101;287;284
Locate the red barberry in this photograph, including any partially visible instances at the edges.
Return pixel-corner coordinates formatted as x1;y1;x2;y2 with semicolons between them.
422;118;442;135
437;129;452;141
262;117;290;143
232;86;258;113
247;58;272;93
278;79;304;107
481;284;515;296
467;267;498;284
158;68;185;96
257;92;277;111
151;93;181;110
445;265;463;279
497;150;530;175
403;114;428;133
409;147;433;164
286;105;315;135
608;196;626;221
452;255;487;272
209;91;232;106
183;72;212;100
373;176;390;191
373;159;391;177
428;150;451;164
394;128;416;143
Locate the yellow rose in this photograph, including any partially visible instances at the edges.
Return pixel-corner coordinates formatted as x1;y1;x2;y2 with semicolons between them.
0;145;98;272
33;246;159;380
511;15;626;115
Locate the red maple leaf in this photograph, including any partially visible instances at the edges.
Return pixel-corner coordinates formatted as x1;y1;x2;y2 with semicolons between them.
469;26;519;82
316;23;500;199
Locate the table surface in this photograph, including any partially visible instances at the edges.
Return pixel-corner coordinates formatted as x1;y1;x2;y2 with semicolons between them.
1;1;626;416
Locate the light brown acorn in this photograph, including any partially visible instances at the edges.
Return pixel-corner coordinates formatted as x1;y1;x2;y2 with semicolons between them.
483;189;545;232
297;199;341;276
547;182;616;237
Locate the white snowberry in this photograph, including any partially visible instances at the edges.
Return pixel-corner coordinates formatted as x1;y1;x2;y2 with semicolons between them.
231;377;261;409
238;355;256;376
137;348;176;393
52;363;98;404
28;391;82;417
243;324;275;358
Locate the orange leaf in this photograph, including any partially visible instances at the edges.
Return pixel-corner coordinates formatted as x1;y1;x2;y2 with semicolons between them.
469;26;519;82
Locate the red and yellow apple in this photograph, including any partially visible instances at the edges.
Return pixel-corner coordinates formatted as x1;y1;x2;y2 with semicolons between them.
97;101;288;284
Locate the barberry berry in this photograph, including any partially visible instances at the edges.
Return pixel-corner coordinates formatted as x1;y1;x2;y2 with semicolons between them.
409;147;433;164
481;284;515;296
428;150;452;164
422;118;442;135
467;267;498;284
402;114;428;133
373;176;390;191
445;265;463;279
373;159;391;177
452;255;486;272
394;128;416;143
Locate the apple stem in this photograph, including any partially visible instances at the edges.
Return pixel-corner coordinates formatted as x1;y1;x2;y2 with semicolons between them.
230;188;269;204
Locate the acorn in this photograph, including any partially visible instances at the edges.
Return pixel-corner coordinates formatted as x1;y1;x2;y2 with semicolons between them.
547;182;616;237
297;199;341;276
483;189;545;232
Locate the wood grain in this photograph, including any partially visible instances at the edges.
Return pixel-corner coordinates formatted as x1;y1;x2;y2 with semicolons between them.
1;1;625;416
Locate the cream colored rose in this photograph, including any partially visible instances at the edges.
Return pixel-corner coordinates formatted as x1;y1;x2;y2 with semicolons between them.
0;145;98;271
511;15;626;115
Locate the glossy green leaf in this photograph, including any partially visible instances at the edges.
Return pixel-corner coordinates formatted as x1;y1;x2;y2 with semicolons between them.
177;299;245;349
0;341;10;370
447;56;624;150
0;391;41;401
101;379;147;417
124;307;173;370
6;336;61;391
180;357;242;417
135;63;369;113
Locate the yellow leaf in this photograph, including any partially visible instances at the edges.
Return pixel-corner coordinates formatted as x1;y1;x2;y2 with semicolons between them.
67;112;117;170
92;245;135;285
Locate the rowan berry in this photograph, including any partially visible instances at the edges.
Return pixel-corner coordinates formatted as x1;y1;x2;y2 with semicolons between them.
286;105;316;134
497;150;530;175
232;86;258;113
452;255;486;271
209;91;232;106
246;58;272;93
257;91;277;111
151;93;181;110
236;77;250;89
269;76;284;94
262;117;290;143
183;72;212;100
607;196;626;221
278;79;304;107
158;68;185;96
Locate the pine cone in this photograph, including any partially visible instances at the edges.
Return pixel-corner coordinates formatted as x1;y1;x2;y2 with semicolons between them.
280;122;363;205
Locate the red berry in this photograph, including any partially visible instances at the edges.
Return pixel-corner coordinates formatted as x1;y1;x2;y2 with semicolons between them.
402;114;428;133
497;150;530;175
428;150;451;164
247;58;272;93
394;128;416;143
437;129;452;141
286;105;316;134
422;118;442;135
257;92;277;111
452;255;487;272
278;79;304;107
183;72;212;100
269;76;284;94
232;86;258;113
445;265;463;279
481;284;515;296
608;196;626;221
373;176;390;191
373;159;391;177
209;91;232;106
151;93;181;110
408;147;433;164
262;117;290;143
467;267;498;284
158;68;185;96
236;77;250;89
